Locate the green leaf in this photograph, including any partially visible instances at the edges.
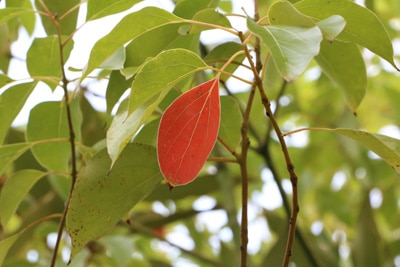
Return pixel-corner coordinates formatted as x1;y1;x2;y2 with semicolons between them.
0;82;36;144
187;8;231;34
105;70;131;114
247;18;323;81
128;48;208;114
316;15;346;41
0;232;22;266
26;100;82;172
0;170;46;227
352;192;383;267
34;0;79;36
219;96;242;149
0;74;15;88
84;7;184;78
327;128;400;174
204;42;245;82
174;0;220;19
86;0;142;21
295;0;399;70
66;143;163;260
0;8;34;26
268;0;315;27
27;37;74;87
100;47;125;70
0;143;32;175
107;99;150;164
315;41;367;113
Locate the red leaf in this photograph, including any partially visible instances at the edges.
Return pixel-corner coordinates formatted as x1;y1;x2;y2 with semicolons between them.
157;79;220;187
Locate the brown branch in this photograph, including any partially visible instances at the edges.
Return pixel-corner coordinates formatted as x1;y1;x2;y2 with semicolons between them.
241;26;300;267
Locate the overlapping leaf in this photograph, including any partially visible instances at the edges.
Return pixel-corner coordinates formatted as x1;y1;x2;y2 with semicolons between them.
0;143;32;175
0;169;46;227
315;41;367;113
157;79;220;186
295;0;398;70
66;143;163;260
247;18;323;81
326;128;400;174
84;7;185;78
0;8;34;26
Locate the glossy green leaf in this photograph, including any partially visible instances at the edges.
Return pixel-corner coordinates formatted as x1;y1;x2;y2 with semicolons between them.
328;128;400;174
66;143;163;260
0;143;32;175
86;0;142;21
0;8;33;26
352;192;383;267
0;232;22;266
204;42;245;82
295;0;398;70
187;8;231;34
128;48;208;114
247;18;323;81
27;37;74;87
26;100;82;172
0;169;46;227
219;96;242;149
315;41;367;113
84;7;184;78
34;0;79;36
0;82;36;144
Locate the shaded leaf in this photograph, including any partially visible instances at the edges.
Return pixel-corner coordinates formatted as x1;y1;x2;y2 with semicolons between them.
0;143;32;175
295;0;398;70
105;70;131;114
352;192;383;267
204;42;245;82
86;0;142;21
173;0;219;19
27;37;74;88
26;100;82;172
327;128;400;174
315;41;367;113
0;82;36;144
187;8;231;34
84;7;184;78
247;18;323;81
0;232;22;266
66;143;163;260
219;96;242;149
157;79;220;186
0;169;46;227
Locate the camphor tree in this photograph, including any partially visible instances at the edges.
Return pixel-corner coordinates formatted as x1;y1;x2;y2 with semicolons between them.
1;0;400;266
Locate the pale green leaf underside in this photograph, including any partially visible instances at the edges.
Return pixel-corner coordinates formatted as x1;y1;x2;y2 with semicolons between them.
247;18;323;81
66;143;163;260
0;169;46;227
84;7;184;78
295;0;398;70
329;128;400;174
316;15;346;41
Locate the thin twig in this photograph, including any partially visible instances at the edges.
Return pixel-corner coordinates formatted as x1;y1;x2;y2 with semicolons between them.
241;23;300;267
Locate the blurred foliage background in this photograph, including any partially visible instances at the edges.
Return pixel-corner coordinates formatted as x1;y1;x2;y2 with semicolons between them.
0;0;400;266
